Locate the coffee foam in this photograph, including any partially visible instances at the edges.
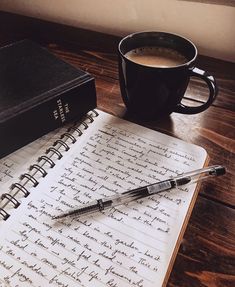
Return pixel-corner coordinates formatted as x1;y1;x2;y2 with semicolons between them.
125;46;188;67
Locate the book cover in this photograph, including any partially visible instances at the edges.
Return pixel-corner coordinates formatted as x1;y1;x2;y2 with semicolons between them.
0;39;96;159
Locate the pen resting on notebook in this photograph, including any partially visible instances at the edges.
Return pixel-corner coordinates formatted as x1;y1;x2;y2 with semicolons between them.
54;165;225;219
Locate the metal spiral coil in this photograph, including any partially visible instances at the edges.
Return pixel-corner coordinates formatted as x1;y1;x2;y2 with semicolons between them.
29;164;47;177
53;139;70;151
38;155;55;168
61;132;77;144
10;183;30;197
20;173;39;187
68;126;83;136
46;147;63;160
0;109;99;221
0;208;10;221
1;193;20;208
81;122;89;129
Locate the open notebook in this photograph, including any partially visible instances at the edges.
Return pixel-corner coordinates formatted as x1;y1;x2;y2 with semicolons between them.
0;110;208;287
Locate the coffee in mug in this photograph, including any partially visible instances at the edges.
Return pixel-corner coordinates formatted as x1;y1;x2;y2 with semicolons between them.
125;46;188;68
118;31;218;120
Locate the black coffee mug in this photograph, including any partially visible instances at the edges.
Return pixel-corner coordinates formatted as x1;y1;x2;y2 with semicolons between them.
118;31;218;120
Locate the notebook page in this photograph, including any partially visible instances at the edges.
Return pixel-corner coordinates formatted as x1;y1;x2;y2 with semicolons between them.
0;110;207;287
0;128;65;195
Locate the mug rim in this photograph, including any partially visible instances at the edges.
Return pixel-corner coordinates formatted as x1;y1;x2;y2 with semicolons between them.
118;31;198;69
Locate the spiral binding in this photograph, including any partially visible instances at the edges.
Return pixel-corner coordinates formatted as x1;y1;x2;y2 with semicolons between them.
20;173;39;187
53;139;70;151
61;132;77;144
38;155;55;168
0;110;99;220
11;183;30;197
68;126;83;136
0;208;9;221
29;164;47;177
46;147;63;160
1;193;20;208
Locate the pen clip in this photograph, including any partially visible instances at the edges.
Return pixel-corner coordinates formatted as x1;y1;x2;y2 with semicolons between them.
175;165;226;185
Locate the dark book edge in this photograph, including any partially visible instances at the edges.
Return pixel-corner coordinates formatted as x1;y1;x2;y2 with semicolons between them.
0;77;96;158
0;39;93;121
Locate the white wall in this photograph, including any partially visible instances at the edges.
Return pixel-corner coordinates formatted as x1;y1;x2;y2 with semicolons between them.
0;0;234;62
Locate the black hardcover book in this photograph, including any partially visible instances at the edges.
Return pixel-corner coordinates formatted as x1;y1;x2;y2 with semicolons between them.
0;40;96;158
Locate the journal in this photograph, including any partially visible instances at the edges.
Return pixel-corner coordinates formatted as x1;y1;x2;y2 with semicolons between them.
0;110;208;287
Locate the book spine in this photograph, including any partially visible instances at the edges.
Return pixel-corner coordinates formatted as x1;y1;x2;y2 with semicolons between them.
0;110;99;220
0;77;96;159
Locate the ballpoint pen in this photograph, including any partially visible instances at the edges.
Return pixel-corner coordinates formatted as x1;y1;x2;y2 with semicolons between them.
54;165;226;219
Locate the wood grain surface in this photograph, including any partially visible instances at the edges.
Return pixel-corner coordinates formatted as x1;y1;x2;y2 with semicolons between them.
0;11;234;287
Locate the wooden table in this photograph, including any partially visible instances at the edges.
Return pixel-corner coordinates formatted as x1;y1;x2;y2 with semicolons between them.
0;11;234;287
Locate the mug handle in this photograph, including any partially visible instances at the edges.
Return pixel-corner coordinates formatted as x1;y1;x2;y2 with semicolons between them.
175;67;218;114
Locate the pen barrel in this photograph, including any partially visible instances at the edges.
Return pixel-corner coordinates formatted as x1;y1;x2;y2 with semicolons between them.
78;199;113;215
55;165;226;219
104;187;150;208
